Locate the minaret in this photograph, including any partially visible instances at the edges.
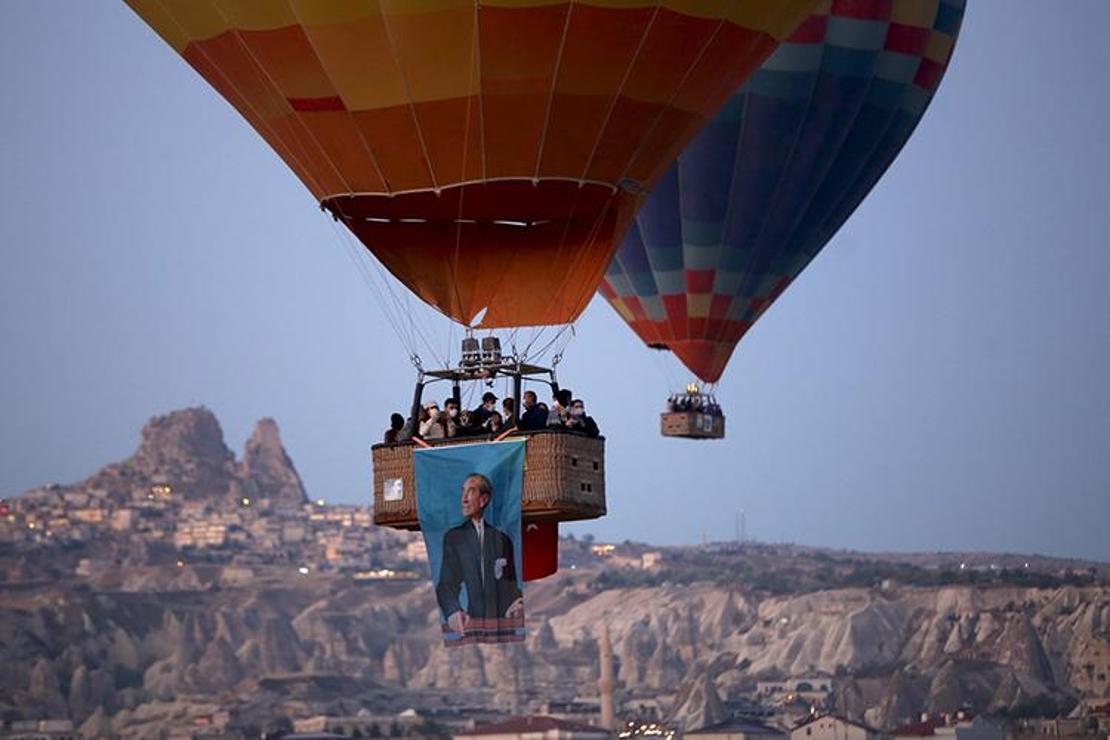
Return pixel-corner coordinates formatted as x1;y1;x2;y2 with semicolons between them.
598;625;615;731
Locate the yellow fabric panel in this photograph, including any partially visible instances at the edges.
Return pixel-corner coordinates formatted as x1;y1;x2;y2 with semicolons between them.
925;30;956;64
210;0;298;29
687;293;712;319
298;16;409;110
381;5;480;103
891;0;938;28
130;0;820;45
612;299;635;323
124;0;191;52
728;0;826;39
288;0;378;25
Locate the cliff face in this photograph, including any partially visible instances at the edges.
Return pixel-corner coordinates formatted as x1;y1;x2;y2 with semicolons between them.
1;571;1106;733
33;407;306;511
239;418;308;509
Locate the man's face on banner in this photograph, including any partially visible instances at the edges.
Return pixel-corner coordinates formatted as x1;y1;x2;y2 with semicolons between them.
461;476;490;520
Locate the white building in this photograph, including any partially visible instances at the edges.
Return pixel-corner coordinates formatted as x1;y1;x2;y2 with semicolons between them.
456;715;611;740
791;715;885;740
685;717;786;740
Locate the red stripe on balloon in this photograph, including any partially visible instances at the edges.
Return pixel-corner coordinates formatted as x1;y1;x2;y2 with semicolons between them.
831;0;893;21
788;14;829;44
288;96;346;112
885;23;931;56
685;269;715;294
914;57;944;90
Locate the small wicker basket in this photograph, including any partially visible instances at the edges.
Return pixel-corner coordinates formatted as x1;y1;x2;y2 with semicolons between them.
371;430;606;530
660;411;725;439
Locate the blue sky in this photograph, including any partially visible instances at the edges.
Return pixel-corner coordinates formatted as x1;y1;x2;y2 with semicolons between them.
2;2;1108;561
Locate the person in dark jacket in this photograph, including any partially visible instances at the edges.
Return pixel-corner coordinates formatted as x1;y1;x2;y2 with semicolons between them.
436;473;523;633
471;391;498;426
566;399;600;438
383;413;405;444
518;390;547;431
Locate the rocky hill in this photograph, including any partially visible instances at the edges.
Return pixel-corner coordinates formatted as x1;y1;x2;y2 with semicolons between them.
0;408;1107;738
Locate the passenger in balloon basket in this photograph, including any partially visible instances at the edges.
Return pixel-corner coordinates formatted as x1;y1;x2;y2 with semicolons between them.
419;401;454;440
485;411;505;437
546;388;573;428
472;391;498;426
501;397;516;428
436;473;524;641
565;399;600;438
441;398;460;438
383;412;405;444
456;410;479;437
518;390;547;431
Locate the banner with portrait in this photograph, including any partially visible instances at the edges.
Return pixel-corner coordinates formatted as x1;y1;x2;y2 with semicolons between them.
414;439;525;646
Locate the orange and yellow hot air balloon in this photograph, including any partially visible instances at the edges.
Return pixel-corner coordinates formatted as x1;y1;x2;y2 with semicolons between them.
125;0;818;328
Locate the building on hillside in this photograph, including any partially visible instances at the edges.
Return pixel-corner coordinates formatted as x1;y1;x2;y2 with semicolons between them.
293;710;425;738
684;716;786;740
2;718;78;739
791;714;885;740
456;715;611;740
110;508;136;530
1009;717;1093;740
934;716;1003;740
758;679;834;708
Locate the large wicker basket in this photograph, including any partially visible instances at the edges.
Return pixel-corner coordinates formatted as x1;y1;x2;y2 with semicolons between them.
660;411;725;439
371;430;606;530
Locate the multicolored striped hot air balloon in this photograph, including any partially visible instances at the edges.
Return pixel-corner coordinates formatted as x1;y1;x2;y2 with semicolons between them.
125;0;818;328
601;0;965;384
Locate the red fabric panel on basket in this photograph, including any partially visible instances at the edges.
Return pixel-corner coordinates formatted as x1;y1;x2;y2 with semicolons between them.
522;521;558;581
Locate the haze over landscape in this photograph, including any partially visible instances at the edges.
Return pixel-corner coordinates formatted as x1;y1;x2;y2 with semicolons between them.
2;2;1109;562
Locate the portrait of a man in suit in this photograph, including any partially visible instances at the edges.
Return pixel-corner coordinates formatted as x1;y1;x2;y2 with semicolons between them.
435;472;524;634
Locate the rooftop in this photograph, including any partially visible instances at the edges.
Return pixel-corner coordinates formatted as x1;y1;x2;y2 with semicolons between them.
457;715;610;737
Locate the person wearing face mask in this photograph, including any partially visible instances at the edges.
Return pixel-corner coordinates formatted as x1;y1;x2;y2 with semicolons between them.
546;388;573;428
419;401;447;439
472;391;498;426
566;398;599;438
442;398;460;438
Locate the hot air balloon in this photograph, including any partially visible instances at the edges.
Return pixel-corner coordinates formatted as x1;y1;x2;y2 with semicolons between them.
600;0;965;438
126;0;818;329
123;0;819;579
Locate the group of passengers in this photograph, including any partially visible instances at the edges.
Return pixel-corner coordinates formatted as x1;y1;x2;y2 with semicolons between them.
667;393;722;416
383;388;599;444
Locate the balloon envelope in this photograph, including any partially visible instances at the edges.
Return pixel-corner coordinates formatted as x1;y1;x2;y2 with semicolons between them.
125;0;819;327
601;0;965;381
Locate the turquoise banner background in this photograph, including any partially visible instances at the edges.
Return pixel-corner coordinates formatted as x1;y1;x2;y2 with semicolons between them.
414;439;525;613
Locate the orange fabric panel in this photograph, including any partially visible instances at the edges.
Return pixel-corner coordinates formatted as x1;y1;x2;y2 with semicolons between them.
327;182;640;327
351;108;434;193
235;25;334;101
297;14;409;111
479;4;568;178
411;97;486;188
295;110;387;194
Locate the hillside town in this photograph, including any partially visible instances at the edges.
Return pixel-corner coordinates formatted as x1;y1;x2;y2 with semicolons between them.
1;409;1108;740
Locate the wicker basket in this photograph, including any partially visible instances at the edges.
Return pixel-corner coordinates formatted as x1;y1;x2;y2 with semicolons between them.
371;430;606;530
660;411;725;439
